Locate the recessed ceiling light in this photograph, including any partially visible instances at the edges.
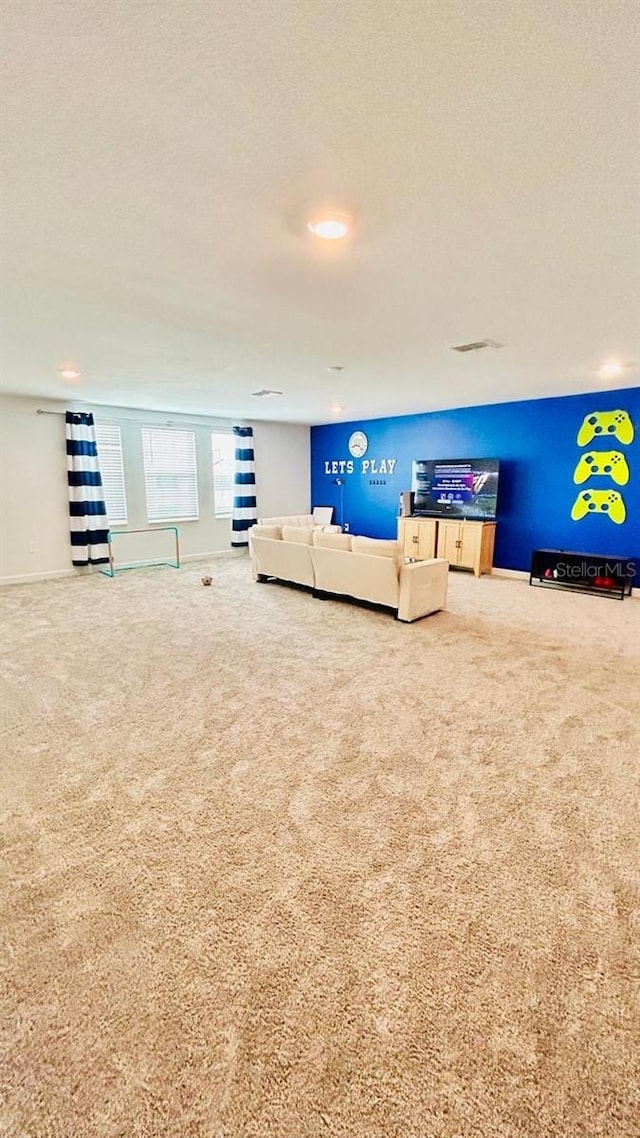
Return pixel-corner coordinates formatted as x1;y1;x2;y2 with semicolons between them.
599;359;623;380
307;213;350;240
327;365;344;372
59;367;81;381
331;404;344;413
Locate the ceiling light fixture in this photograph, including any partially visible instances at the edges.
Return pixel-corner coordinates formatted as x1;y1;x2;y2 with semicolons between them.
307;213;350;240
599;359;624;380
252;389;283;398
331;404;344;413
327;365;344;372
451;339;504;353
59;367;81;381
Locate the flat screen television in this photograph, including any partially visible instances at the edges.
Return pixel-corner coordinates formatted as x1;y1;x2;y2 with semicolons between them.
411;458;500;520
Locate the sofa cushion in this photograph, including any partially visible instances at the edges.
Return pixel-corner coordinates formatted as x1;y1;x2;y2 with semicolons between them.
351;536;402;559
251;524;282;540
282;525;315;545
313;531;352;551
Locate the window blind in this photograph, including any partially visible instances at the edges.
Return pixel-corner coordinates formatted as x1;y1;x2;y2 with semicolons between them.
211;431;235;518
94;423;127;525
141;427;199;522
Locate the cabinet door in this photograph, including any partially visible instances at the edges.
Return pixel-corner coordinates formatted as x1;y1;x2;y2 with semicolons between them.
437;521;461;564
399;519;421;558
417;519;437;560
458;522;482;570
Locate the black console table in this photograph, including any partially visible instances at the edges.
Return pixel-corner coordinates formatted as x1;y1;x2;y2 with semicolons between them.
530;549;635;601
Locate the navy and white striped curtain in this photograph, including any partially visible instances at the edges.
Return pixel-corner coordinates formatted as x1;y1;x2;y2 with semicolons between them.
231;425;257;547
66;411;110;566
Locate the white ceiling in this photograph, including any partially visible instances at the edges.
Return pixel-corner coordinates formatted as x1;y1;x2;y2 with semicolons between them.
1;0;639;424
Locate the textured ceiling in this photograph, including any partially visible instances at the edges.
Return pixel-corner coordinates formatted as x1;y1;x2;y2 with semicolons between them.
1;0;639;423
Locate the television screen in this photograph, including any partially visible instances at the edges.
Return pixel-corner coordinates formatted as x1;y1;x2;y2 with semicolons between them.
411;458;500;520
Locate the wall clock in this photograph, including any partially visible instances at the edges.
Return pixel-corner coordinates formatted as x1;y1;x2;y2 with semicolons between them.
348;430;368;458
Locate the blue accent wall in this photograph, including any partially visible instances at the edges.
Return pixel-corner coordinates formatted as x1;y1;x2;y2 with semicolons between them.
311;387;640;585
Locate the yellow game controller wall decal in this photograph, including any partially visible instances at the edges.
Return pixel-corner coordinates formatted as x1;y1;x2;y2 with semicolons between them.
570;489;626;524
576;409;634;447
572;409;633;525
573;450;629;485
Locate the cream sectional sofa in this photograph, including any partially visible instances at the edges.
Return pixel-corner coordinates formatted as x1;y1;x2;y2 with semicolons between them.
249;525;448;622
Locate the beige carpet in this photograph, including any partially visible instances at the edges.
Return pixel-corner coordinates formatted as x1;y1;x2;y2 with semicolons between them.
1;556;639;1138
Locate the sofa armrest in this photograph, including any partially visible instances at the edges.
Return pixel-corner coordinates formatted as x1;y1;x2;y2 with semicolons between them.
397;558;449;622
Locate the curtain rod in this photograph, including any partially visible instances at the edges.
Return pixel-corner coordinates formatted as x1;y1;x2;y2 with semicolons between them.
36;408;236;428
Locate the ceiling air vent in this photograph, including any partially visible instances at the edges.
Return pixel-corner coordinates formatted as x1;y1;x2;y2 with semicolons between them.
451;339;503;353
252;389;283;398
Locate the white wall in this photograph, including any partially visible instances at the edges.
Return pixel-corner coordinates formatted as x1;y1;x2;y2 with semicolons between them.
0;395;310;583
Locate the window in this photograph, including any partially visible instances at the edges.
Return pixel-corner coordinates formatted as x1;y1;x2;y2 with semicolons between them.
141;427;199;522
211;431;235;518
94;423;127;525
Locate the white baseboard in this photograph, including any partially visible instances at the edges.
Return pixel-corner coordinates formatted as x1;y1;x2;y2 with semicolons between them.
0;549;245;586
182;549;247;563
0;567;78;586
490;567;529;581
3;551;634;596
